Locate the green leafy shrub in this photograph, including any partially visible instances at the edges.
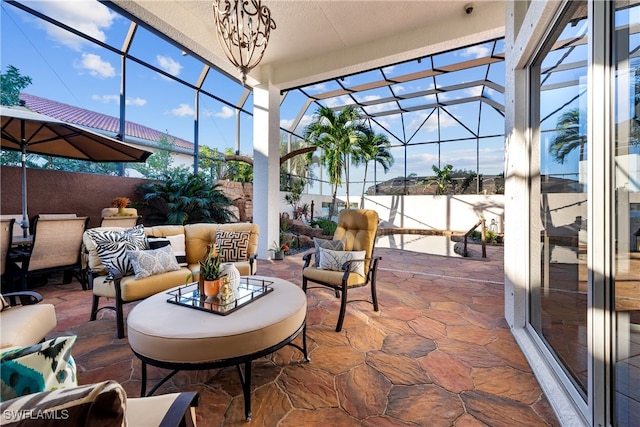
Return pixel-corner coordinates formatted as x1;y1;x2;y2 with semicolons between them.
135;171;235;225
310;218;337;236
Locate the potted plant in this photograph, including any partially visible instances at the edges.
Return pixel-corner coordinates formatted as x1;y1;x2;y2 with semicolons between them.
270;239;289;260
111;197;133;216
188;245;223;297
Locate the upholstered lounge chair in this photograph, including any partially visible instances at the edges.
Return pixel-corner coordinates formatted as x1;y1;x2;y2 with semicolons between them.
302;209;381;332
0;378;199;426
0;291;57;350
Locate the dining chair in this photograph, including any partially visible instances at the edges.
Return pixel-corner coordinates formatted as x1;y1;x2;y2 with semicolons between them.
1;218;15;292
99;215;141;228
302;209;381;332
0;214;25;241
12;217;90;291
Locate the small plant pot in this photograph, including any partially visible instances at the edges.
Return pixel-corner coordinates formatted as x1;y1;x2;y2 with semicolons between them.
204;279;222;297
272;250;284;260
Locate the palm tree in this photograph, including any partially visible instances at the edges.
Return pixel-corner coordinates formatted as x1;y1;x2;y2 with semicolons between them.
549;109;586;164
427;164;453;195
303;106;364;218
353;127;394;208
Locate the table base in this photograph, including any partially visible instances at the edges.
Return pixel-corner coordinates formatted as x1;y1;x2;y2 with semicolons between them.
133;322;309;421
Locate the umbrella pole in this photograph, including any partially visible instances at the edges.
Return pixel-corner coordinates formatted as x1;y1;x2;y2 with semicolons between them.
21;142;29;238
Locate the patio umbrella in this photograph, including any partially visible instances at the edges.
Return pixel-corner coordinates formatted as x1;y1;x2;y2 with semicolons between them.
0;105;152;237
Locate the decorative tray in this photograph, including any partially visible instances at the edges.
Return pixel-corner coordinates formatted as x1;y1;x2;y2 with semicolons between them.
166;277;274;315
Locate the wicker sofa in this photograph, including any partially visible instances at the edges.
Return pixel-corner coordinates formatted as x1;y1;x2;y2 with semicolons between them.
84;222;259;338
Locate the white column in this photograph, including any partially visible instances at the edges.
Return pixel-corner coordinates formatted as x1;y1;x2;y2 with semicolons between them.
253;83;280;259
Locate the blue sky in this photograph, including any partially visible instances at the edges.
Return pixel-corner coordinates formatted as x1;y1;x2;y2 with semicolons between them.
1;0;509;195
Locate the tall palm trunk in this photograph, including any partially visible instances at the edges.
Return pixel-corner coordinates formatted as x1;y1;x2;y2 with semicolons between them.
360;162;369;208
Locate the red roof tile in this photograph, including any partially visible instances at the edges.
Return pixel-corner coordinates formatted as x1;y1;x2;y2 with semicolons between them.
20;93;194;151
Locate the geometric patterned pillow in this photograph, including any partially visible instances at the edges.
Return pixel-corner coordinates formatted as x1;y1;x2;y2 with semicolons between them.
313;237;345;268
0;336;77;402
215;230;250;263
318;248;366;276
126;245;181;280
0;380;126;425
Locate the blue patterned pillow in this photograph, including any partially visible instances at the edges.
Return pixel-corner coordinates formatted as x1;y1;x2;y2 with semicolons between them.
127;245;181;280
0;336;77;401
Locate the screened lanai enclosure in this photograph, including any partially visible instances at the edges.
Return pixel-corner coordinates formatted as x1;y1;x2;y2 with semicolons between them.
1;0;505;198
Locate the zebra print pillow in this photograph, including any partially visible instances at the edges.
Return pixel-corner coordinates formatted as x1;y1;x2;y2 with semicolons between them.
215;230;250;263
88;226;147;279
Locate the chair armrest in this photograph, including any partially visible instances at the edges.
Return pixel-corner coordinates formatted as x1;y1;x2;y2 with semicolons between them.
249;253;257;274
127;391;200;427
160;391;199;427
2;291;44;306
302;252;313;268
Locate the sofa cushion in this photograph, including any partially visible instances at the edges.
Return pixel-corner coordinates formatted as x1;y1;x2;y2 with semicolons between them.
127;245;181;280
0;380;126;426
313;237;345;268
318;248;366;276
0;336;77;401
215;230;250;262
0;303;57;350
92;268;192;302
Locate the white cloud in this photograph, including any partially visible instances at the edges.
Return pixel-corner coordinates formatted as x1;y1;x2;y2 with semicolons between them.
157;55;183;77
171;104;194;117
325;95;353;108
281;114;313;131
76;53;115;78
91;95;147;106
36;1;116;51
91;94;118;104
126;97;147;106
465;86;484;97
462;45;490;59
214;106;234;119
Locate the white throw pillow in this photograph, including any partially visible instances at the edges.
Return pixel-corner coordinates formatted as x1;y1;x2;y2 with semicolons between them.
318;247;366;276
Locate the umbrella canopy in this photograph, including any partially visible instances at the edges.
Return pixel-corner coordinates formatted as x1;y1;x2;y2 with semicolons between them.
1;105;153;236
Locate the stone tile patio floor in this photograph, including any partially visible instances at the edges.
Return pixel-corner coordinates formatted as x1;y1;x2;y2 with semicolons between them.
38;245;560;426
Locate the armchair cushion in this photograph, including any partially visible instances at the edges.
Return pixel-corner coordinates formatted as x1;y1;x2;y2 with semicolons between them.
127;245;180;280
313;237;345;267
215;230;250;262
0;380;126;426
1;336;77;401
318;248;366;276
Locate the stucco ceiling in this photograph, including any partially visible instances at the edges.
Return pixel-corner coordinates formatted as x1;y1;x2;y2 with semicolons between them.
108;0;506;89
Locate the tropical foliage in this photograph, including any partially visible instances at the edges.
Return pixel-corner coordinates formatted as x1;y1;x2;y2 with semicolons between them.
304;106;393;217
134;170;235;225
1;65;31;106
131;134;180;178
549;109;586;164
352;127;393;208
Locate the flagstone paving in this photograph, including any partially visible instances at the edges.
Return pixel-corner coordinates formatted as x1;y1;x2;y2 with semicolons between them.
36;244;560;426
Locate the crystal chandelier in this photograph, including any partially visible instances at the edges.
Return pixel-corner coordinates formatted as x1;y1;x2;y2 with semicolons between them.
212;0;276;85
